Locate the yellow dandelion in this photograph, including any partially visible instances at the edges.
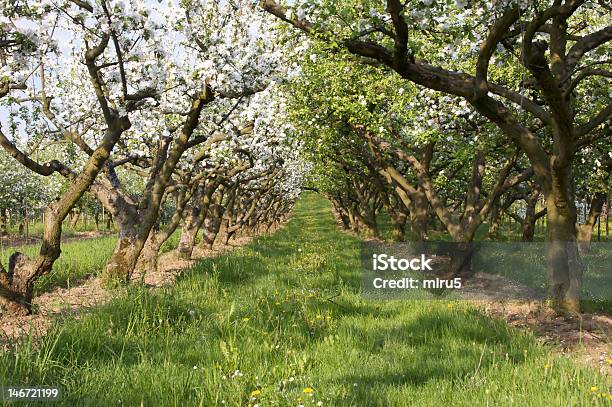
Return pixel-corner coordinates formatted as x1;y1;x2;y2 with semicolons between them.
544;364;550;369
250;389;261;397
303;387;314;395
447;303;454;310
608;395;612;400
242;317;250;322
606;358;612;365
591;386;598;392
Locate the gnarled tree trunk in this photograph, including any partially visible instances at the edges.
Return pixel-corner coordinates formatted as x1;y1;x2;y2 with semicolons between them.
177;181;221;259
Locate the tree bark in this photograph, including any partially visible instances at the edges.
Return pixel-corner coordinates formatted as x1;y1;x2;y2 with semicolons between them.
545;182;583;314
577;192;607;250
0;208;7;237
488;201;501;239
177;186;206;259
137;185;191;276
97;86;216;283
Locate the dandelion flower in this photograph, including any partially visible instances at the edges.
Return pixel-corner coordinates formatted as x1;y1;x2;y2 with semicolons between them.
606;358;612;365
447;303;454;310
303;387;314;395
591;386;598;392
250;389;261;397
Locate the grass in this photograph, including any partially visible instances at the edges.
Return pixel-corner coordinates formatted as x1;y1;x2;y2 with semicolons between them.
1;219;113;241
0;236;117;294
0;192;609;406
0;229;182;295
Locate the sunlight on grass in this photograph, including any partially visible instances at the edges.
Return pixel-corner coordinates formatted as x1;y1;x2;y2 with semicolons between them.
0;193;608;406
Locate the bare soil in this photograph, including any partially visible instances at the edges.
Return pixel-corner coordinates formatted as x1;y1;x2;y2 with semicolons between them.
478;300;611;375
448;271;611;374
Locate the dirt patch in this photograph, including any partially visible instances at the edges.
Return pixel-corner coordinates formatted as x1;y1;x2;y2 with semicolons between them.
476;300;611;375
452;272;610;374
0;277;113;348
0;237;254;347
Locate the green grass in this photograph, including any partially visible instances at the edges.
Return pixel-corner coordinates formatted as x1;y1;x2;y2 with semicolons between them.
0;192;609;406
2;218;112;240
0;229;183;295
0;236;117;294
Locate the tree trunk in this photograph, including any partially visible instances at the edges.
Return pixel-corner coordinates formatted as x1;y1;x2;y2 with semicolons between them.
577;192;606;250
104;228;146;285
522;212;536;241
354;199;379;239
605;199;609;239
334;206;351;230
0;208;7;237
201;203;224;250
176;183;219;259
409;189;429;241
521;192;541;242
545;192;583;314
202;216;219;249
177;208;201;259
137;186;191;276
137;232;161;277
390;210;407;242
0;252;35;315
70;209;81;229
488;202;501;239
447;241;476;279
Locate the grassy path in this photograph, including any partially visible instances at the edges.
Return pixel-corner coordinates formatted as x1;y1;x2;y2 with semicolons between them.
1;193;607;406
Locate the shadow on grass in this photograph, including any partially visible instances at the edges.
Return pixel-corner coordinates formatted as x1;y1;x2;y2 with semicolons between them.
327;311;531;404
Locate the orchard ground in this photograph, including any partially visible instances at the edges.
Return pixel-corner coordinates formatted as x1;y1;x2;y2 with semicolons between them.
0;192;610;406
